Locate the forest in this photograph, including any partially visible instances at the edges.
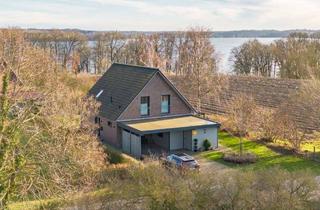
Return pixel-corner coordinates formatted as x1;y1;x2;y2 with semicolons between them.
230;32;320;79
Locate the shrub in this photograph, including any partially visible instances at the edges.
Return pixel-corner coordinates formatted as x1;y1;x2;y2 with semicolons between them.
254;107;277;142
105;165;318;210
223;152;257;164
203;139;211;151
104;146;126;164
225;94;257;137
11;165;319;210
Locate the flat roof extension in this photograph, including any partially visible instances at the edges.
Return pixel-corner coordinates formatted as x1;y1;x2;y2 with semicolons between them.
118;116;220;135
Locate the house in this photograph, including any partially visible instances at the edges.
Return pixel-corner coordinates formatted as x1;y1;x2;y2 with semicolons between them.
88;63;220;158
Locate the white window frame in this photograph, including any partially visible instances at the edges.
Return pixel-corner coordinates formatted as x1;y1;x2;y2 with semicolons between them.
161;95;170;114
140;96;150;116
96;90;104;98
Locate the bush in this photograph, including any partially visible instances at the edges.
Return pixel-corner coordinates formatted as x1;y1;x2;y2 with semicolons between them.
106;165;318;210
223;152;257;164
10;165;319;210
105;147;126;164
203;139;211;151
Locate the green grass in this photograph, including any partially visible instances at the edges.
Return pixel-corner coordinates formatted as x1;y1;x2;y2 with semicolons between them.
271;138;320;153
9;197;65;210
103;144;139;165
104;145;128;164
202;132;320;174
8;188;112;210
300;140;320;152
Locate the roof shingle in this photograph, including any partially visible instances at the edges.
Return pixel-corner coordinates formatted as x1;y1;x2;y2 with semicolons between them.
88;63;158;120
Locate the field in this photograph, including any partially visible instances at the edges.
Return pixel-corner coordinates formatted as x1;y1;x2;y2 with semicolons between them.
201;132;320;174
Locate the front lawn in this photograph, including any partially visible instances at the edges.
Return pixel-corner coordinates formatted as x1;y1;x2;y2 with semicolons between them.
202;132;320;174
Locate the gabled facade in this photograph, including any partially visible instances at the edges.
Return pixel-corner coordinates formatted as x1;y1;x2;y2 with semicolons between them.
89;63;220;158
118;71;194;120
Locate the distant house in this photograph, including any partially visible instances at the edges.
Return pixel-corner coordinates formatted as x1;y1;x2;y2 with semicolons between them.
89;63;220;158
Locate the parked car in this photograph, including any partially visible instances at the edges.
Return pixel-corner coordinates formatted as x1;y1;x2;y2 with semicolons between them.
163;153;200;170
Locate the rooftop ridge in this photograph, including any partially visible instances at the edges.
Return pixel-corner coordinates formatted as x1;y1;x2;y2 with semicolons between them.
112;62;160;71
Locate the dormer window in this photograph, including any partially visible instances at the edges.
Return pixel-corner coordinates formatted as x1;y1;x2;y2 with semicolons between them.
96;90;103;98
161;95;170;113
140;96;150;116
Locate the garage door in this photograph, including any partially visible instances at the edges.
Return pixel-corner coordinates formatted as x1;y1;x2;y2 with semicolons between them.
131;134;141;157
122;129;141;158
122;130;131;154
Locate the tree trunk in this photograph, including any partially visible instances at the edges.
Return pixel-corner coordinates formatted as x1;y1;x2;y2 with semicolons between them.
239;136;243;156
0;71;10;132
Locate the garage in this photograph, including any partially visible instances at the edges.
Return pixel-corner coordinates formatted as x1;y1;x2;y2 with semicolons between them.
141;132;170;154
119;116;220;158
121;129;141;158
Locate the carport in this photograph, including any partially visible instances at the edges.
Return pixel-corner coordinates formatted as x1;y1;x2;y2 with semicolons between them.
118;116;220;158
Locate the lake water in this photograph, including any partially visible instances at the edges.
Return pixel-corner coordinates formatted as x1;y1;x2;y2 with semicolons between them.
211;37;280;73
88;37;281;74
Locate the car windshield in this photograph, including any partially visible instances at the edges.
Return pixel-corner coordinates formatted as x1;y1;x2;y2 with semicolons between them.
182;160;197;165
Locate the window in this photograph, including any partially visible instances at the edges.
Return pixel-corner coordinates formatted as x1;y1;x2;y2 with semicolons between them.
96;90;103;98
95;117;101;124
108;121;112;127
161;95;170;113
140;96;150;116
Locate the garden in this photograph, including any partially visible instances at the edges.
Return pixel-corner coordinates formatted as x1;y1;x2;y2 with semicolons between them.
201;132;320;174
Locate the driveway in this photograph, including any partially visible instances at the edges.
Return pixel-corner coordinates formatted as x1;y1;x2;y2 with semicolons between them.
196;158;228;172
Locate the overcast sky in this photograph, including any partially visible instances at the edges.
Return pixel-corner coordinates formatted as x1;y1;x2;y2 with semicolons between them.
0;0;319;31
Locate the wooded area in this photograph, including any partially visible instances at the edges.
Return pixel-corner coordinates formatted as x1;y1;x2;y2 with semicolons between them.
0;29;107;208
26;28;218;75
231;32;320;79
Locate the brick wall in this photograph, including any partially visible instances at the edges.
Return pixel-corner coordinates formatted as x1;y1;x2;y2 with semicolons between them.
118;73;193;120
99;117;119;147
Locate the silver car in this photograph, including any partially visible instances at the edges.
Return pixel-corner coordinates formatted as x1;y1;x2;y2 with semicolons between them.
165;153;200;170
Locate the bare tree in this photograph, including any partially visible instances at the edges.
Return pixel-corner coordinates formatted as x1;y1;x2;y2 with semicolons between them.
92;33;109;74
173;28;219;112
230;39;275;77
226;94;257;155
273;79;320;151
0;29;107;208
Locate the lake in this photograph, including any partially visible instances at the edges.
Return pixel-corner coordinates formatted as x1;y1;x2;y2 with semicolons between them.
211;37;280;73
88;37;281;74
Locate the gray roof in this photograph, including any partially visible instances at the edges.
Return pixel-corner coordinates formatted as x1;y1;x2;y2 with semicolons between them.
88;63;158;120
